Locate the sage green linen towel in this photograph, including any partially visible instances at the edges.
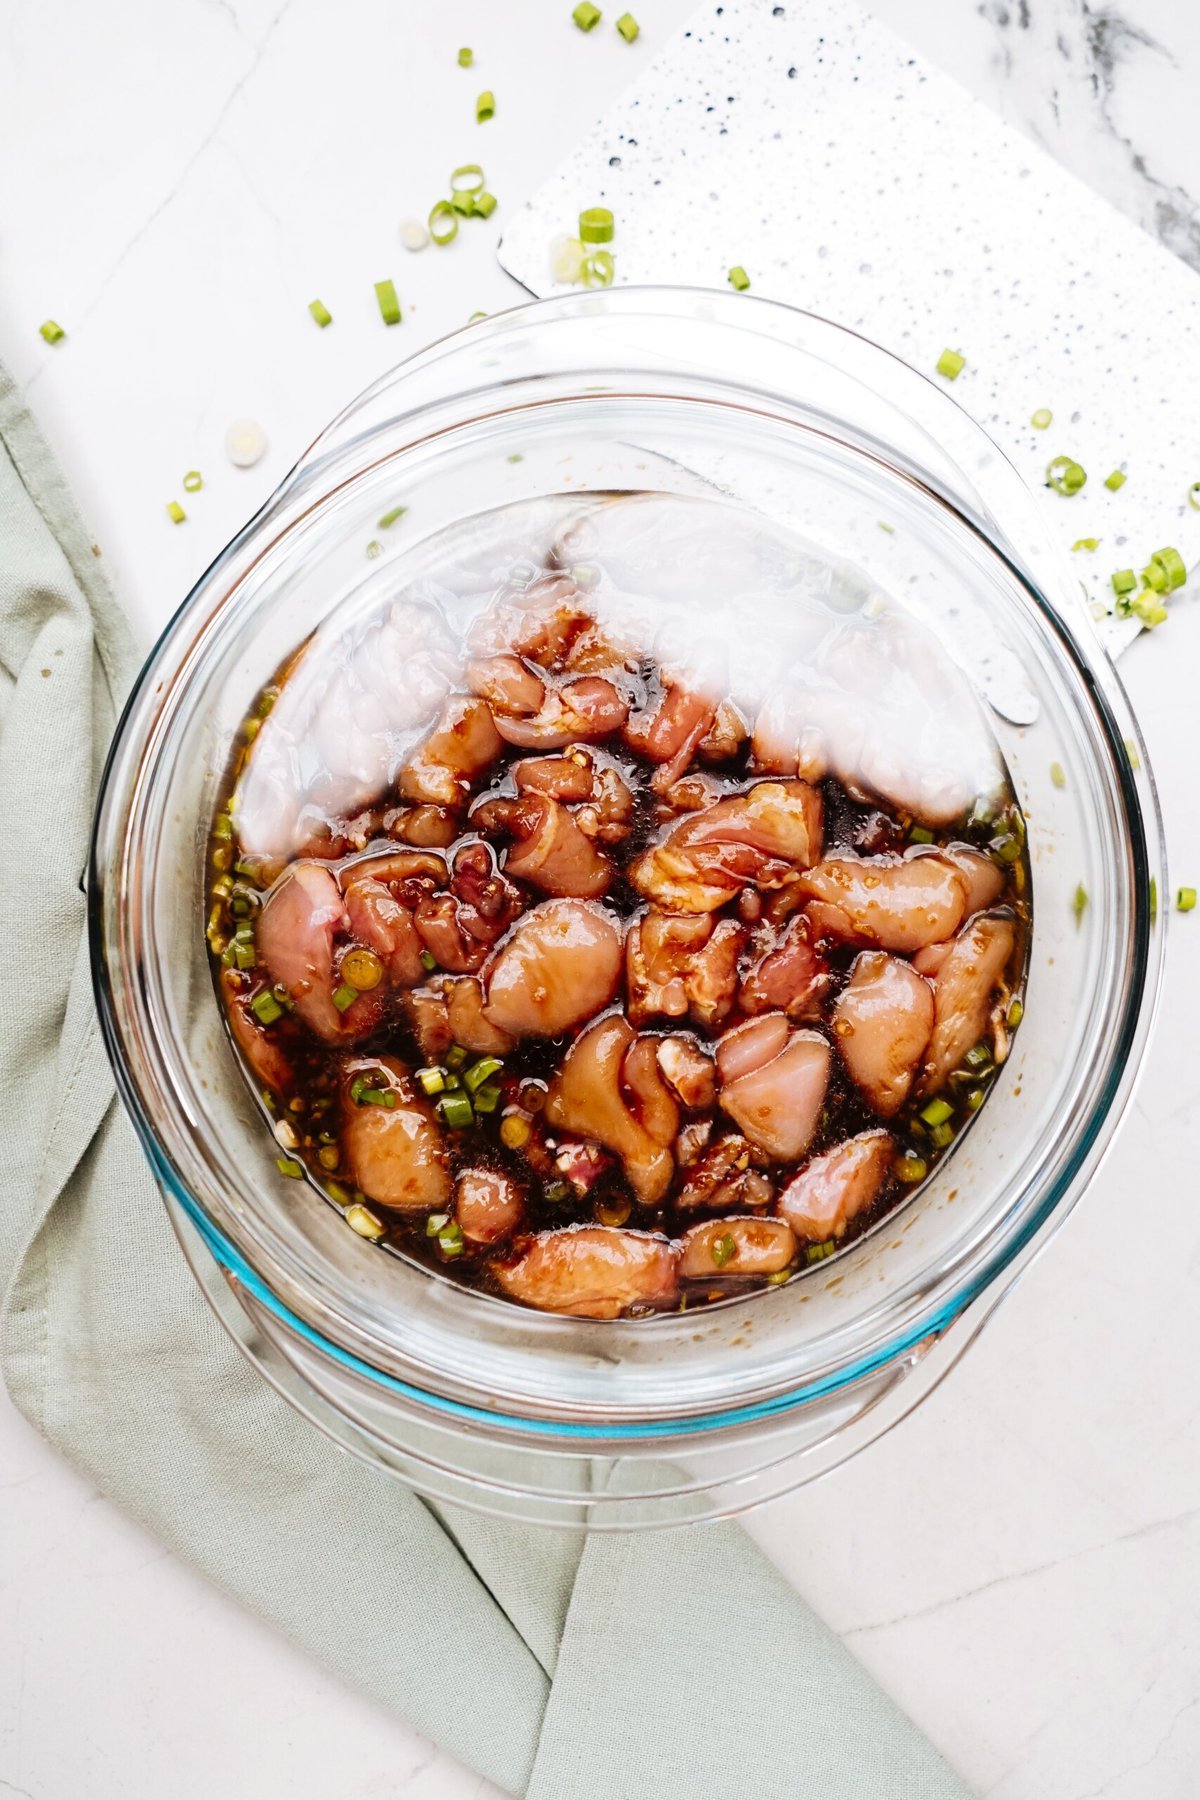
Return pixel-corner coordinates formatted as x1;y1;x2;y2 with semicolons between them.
0;363;973;1800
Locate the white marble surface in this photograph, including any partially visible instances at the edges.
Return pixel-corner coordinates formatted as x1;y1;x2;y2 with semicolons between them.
1;2;1199;1798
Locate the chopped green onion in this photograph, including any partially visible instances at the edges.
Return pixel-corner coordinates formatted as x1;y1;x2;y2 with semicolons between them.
1072;882;1088;926
429;201;459;244
805;1240;837;1264
426;1213;451;1236
416;1067;447;1096
276;1156;305;1179
1046;455;1086;496
579;206;615;243
451;163;486;192
993;832;1023;863
616;11;639;39
929;1120;955;1149
711;1233;737;1269
1030;408;1052;430
212;813;233;839
449;190;475;217
908;824;935;844
332;983;358;1013
1103;468;1126;491
464;1056;504;1092
439;1092;474;1129
1141;558;1167;593
182;469;203;493
1007;997;1024;1027
476;90;495;122
378;505;407;529
1071;538;1099;552
472;1082;502;1114
966;1087;986;1112
1111;568;1136;596
544;1178;571;1203
39;319;66;344
935;348;965;380
444;1044;469;1071
1178;886;1197;913
457;46;473;66
896;1155;927;1184
468;310;489;322
374;279;402;325
251;990;284;1025
1132;591;1168;628
365;540;383;560
573;1;602;27
727;265;750;291
308;299;333;327
234;943;255;971
166;500;186;524
1146;546;1187;592
581;249;615;288
1189;482;1200;511
920;1098;954;1127
1050;761;1066;789
766;1268;792;1286
442;1073;462;1091
1150;876;1158;922
419;949;437;971
346;1203;386;1240
877;520;895;534
472;191;498;218
964;1043;992;1070
437;1222;465;1257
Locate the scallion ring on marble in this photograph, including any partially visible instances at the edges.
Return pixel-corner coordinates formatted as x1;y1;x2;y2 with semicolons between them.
579;206;614;243
451;163;486;193
1046;455;1086;496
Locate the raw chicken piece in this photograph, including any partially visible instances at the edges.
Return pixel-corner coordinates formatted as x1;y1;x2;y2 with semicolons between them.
544;1015;674;1203
680;1217;796;1279
631;780;823;913
655;1035;716;1111
492;677;629;750
398;695;503;807
940;844;1006;917
675;1134;774;1213
483;899;623;1039
342;878;427;989
512;753;595;804
739;916;827;1018
466;654;546;718
222;970;295;1095
340;1057;452;1214
257;860;372;1042
920;913;1017;1094
832;952;935;1116
777;1131;895;1241
798;851;968;953
473;794;611;899
717;1025;831;1162
445;976;516;1056
621;1036;682;1147
455;1168;525;1245
714;1013;791;1085
492;1226;679;1319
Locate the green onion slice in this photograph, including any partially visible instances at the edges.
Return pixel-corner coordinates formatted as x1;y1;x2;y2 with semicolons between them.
476;90;495;122
374;279;402;325
451;163;486;192
1147;546;1187;591
1030;408;1052;430
727;265;750;291
1178;886;1197;913
936;348;965;380
276;1157;304;1179
472;190;498;218
464;1056;504;1093
616;11;639;39
458;46;473;66
579;206;614;243
1103;469;1126;491
1072;882;1088;925
1046;455;1086;495
581;249;615;288
1189;482;1200;511
439;1092;474;1129
711;1233;737;1269
1111;568;1136;596
416;1067;447;1096
182;469;203;492
308;299;333;327
573;1;602;28
39;319;66;344
1071;537;1098;552
332;983;358;1013
920;1098;954;1127
472;1082;502;1114
1049;761;1066;789
378;504;407;529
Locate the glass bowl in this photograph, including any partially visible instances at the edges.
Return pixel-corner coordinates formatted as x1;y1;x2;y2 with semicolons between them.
90;288;1164;1529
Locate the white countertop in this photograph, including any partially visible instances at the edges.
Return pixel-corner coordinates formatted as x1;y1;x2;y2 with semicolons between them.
2;2;1199;1796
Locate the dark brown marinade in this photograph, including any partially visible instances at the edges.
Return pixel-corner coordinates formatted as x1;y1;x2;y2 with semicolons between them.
206;625;1030;1319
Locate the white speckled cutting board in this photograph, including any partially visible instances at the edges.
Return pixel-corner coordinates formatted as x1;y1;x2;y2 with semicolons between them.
498;0;1200;660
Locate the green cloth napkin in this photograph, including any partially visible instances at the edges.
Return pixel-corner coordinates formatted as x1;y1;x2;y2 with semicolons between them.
0;363;974;1800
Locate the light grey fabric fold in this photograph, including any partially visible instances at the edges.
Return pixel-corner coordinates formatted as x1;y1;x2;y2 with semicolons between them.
0;362;974;1799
